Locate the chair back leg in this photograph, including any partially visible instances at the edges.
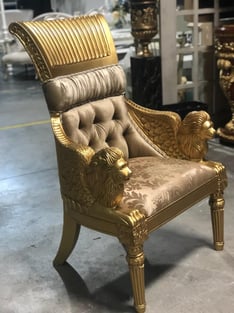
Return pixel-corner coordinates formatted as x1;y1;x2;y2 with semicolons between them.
53;203;81;266
209;192;225;251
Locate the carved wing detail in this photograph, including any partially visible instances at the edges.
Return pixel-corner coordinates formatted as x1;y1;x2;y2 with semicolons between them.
126;98;183;158
126;99;216;161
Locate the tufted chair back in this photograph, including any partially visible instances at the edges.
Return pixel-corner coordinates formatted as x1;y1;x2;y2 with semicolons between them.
43;64;165;159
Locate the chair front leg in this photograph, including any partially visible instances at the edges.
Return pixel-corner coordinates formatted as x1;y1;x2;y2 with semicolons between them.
117;209;148;312
209;191;225;251
126;244;146;313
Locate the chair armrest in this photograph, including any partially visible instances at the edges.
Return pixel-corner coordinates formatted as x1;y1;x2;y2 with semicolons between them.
51;114;95;202
126;98;216;161
126;98;182;158
51;114;144;227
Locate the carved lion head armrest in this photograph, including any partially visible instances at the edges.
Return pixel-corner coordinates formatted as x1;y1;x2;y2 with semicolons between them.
126;98;216;162
86;147;132;208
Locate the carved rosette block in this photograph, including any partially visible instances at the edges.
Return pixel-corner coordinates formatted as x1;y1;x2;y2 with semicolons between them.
215;24;234;144
130;0;158;57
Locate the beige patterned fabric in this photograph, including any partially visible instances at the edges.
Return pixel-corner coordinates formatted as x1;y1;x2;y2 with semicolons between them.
122;156;216;216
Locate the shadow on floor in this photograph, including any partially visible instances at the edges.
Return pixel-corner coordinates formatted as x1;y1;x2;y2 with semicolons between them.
54;227;211;312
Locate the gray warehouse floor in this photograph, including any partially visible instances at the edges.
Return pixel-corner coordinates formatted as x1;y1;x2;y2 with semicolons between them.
0;68;234;313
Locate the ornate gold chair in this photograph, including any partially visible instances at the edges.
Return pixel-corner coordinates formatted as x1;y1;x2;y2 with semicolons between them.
9;15;227;313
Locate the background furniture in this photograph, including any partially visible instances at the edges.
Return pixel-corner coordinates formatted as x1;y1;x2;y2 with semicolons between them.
0;8;33;52
9;14;227;313
160;0;234;129
215;24;234;145
1;11;72;78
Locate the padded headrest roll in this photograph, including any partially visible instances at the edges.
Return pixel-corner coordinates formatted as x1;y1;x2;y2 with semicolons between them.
43;64;126;113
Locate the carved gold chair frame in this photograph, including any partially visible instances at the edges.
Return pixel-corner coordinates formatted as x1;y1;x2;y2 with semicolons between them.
9;14;227;313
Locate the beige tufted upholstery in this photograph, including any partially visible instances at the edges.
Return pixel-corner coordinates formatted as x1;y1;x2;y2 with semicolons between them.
43;64;166;159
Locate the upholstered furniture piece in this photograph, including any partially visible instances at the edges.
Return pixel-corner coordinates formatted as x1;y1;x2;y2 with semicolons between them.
0;9;33;76
9;15;227;313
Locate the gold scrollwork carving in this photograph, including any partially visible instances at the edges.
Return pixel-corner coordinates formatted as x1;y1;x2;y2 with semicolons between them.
130;1;158;57
215;39;234;52
131;7;157;28
215;26;234;144
203;160;228;190
216;52;234;60
86;147;132;208
127;99;215;161
118;217;148;246
177;111;216;161
9;24;51;81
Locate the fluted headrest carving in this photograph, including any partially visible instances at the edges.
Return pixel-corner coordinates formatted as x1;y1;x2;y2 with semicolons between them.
9;14;118;81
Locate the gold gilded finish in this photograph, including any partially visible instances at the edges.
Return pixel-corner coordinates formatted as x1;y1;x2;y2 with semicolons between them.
126;98;183;157
52;115;132;213
204;161;227;251
86;147;132;208
130;0;158;56
53;210;81;265
9;14;118;81
118;213;148;313
11;14;228;313
118;213;148;246
51;115;148;229
215;25;234;144
206;161;227;250
177;111;216;161
126;245;146;313
210;192;225;250
127;98;216;161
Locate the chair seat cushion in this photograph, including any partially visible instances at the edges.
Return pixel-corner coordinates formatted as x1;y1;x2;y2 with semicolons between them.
122;156;216;216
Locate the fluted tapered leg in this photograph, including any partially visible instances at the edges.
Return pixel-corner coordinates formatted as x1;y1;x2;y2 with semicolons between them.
53;209;80;265
209;192;225;251
126;245;146;313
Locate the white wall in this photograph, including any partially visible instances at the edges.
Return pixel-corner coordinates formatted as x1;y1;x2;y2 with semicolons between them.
84;0;105;13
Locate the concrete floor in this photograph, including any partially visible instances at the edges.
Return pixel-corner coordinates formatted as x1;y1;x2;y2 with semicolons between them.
0;67;234;313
